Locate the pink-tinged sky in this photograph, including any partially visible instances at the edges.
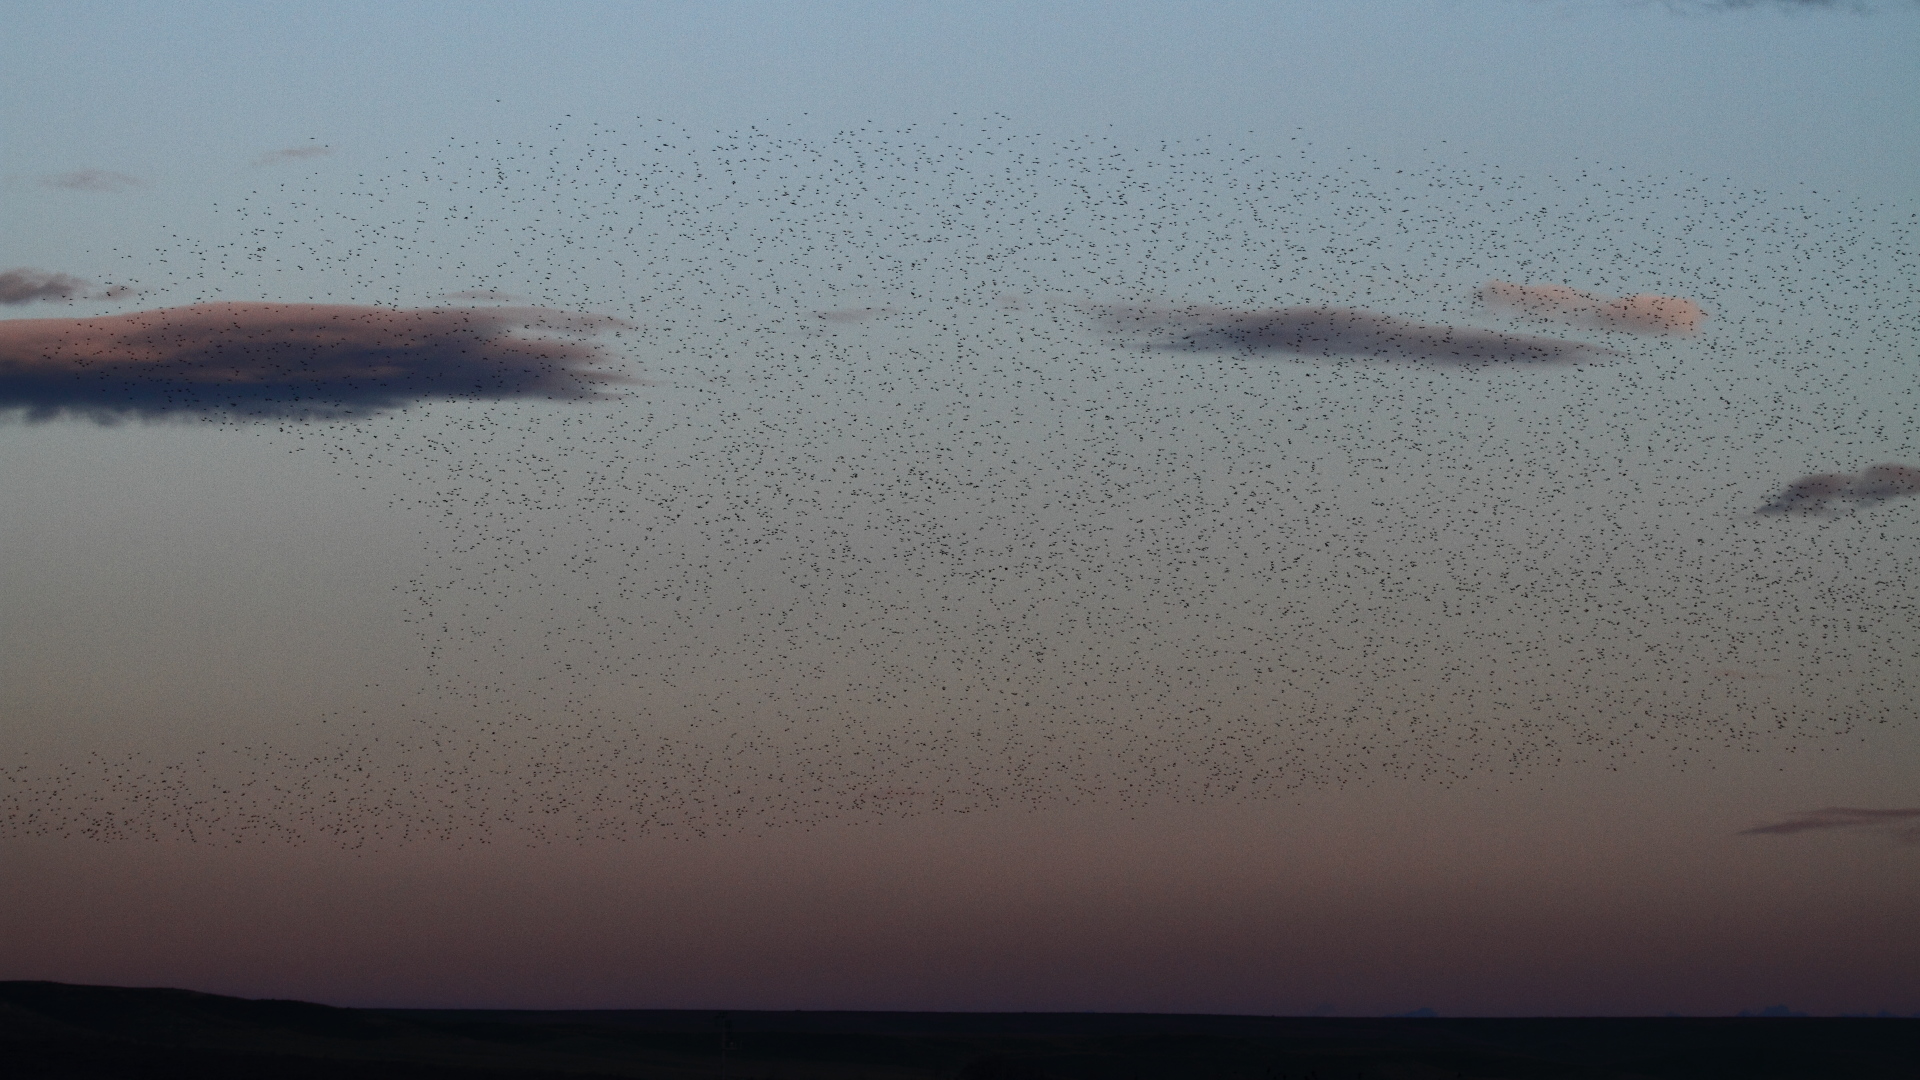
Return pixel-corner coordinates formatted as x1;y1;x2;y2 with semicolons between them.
2;1;1918;1016
4;774;1918;1015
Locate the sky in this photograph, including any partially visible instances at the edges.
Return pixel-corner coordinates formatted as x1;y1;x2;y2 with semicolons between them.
2;0;1918;1016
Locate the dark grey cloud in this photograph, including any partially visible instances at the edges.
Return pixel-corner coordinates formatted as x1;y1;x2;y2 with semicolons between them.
0;269;98;305
1757;464;1920;515
253;145;334;166
1742;808;1920;844
1090;303;1616;366
39;169;145;193
0;302;630;421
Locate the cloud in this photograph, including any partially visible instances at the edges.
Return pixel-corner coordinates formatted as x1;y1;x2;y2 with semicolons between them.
0;268;135;305
816;306;897;323
0;302;630;422
1688;1;1888;9
39;169;145;193
254;146;333;166
0;269;97;305
1480;281;1706;335
1089;302;1616;366
1655;0;1900;9
1756;464;1920;515
1741;808;1920;844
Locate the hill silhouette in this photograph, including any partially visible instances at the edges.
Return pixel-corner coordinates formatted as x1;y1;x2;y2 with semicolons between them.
2;981;1915;1079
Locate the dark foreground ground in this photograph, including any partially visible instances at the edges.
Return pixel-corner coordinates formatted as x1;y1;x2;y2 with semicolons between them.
1;981;1914;1079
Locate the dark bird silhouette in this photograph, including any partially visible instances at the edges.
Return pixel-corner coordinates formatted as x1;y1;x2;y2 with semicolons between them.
4;120;1913;846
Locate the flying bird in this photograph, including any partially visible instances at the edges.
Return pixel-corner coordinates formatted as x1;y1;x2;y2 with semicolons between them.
4;120;1912;846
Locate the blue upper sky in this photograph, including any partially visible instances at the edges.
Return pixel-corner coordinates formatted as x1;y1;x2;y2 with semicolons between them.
4;1;1916;274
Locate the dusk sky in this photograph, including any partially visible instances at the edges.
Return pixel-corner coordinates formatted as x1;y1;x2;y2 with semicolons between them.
2;1;1918;1016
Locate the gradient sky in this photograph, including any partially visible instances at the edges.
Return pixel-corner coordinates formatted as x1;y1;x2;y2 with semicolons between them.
3;1;1918;1016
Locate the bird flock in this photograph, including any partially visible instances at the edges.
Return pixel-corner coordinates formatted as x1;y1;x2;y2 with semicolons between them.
3;120;1915;844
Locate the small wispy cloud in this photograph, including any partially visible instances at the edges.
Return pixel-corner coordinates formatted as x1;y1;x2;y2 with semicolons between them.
0;269;97;305
253;145;334;167
1742;807;1920;844
1657;0;1900;10
0;302;631;422
39;169;145;193
0;269;136;305
1756;464;1920;516
815;306;897;323
1689;1;1890;9
1089;302;1616;366
1480;281;1706;335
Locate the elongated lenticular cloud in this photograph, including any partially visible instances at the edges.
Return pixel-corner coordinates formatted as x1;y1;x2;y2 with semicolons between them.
1093;303;1615;365
40;169;145;193
816;306;896;323
0;302;629;421
254;145;334;166
1757;464;1920;515
1480;281;1706;335
1742;808;1920;844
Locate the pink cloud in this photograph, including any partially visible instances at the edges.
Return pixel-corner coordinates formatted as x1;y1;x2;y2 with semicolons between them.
1480;281;1707;335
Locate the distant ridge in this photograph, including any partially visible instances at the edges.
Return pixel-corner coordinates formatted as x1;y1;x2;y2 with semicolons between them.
3;981;1917;1079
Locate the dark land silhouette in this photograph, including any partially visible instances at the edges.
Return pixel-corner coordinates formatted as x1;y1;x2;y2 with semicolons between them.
2;982;1915;1079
